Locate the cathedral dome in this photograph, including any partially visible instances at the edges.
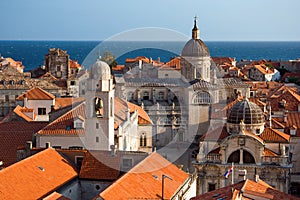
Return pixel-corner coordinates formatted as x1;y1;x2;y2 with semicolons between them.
90;59;111;80
181;38;210;57
227;98;264;125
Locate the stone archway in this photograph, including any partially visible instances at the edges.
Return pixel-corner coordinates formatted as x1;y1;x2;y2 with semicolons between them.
227;149;256;164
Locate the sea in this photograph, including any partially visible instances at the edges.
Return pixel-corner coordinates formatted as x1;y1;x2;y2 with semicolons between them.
0;40;300;71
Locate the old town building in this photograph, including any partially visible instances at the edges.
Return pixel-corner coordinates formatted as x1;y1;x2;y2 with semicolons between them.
194;98;292;194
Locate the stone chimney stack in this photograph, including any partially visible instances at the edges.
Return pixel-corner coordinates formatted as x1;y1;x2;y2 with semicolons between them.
45;142;51;148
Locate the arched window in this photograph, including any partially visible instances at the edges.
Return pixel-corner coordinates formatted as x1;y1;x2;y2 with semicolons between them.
193;91;212;104
243;150;255;164
94;97;104;117
140;133;147;147
143;91;149;100
227;150;240;163
228;150;255;164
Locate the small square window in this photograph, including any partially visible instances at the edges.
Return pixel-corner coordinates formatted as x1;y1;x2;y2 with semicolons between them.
38;108;46;115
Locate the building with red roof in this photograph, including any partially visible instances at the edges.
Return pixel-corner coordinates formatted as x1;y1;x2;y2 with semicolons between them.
97;152;196;200
194;97;292;195
191;178;299;200
0;148;78;200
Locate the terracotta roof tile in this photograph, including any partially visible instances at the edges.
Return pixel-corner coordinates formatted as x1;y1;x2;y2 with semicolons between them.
54;97;85;110
200;126;229;141
99;152;189;200
192;179;299;200
17;87;55;100
13;105;35;122
264;148;278;156
0;148;78;200
269;88;300;111
191;181;245;200
79;151;121;180
127;101;152;125
125;56;151;63
43;192;71;200
260;127;290;143
114;97;152;130
0;122;48;167
270;117;286;129
37;102;85;135
160;57;181;70
69;60;81;69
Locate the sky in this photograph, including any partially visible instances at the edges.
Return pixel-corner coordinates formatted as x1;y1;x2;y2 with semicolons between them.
1;0;300;41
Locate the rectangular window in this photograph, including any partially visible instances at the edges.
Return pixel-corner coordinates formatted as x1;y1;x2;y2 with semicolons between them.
96;123;99;129
38;107;46;115
70;80;76;85
75;122;83;129
96;136;99;143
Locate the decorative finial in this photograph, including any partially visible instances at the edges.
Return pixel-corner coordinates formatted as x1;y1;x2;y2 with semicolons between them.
97;50;101;60
192;16;200;39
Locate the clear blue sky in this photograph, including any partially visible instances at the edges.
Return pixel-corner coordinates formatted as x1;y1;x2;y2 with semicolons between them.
1;0;300;41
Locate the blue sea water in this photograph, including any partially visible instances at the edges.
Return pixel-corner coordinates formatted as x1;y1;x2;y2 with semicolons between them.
0;40;300;71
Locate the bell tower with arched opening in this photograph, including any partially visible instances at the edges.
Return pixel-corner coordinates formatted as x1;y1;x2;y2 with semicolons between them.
84;58;114;150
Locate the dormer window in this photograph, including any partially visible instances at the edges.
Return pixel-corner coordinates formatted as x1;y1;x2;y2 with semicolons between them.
74;117;85;129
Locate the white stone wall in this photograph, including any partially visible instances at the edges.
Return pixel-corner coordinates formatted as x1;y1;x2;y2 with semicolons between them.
36;135;85;149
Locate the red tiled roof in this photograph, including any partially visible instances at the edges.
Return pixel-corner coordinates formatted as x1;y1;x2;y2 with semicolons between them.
128;101;152;125
0;148;78;200
99;152;189;200
260;127;290;143
0;122;48;167
38;72;58;80
43;192;71;200
270;118;286;129
212;57;235;65
281;72;300;82
54;97;85;110
269;87;300;111
114;97;152;130
17;87;55;100
69;60;81;69
191;181;245;200
112;65;125;71
200;126;229;141
243;130;264;144
13;105;35;122
192;179;299;200
79;151;121;180
160;57;181;70
264;148;278;157
125;56;151;63
254;64;274;75
37;102;85;135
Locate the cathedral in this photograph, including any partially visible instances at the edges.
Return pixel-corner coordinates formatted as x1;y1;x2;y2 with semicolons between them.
194;98;292;194
115;18;250;148
114;18;293;194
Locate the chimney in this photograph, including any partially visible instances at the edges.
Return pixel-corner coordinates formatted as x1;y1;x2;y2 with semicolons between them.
126;108;130;121
238;169;247;181
26;141;32;151
51;105;55;112
255;174;260;182
45;142;51;148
